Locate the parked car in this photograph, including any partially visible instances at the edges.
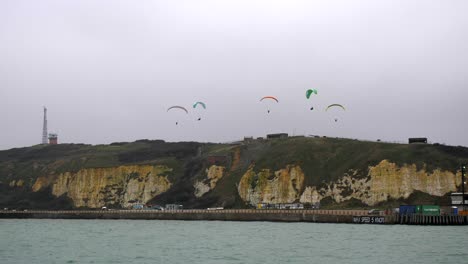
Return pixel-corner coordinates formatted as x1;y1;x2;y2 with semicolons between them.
150;205;164;210
207;207;224;210
132;204;145;210
368;209;381;215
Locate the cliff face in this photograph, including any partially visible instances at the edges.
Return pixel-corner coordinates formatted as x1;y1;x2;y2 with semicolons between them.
194;165;225;198
32;165;172;208
240;160;460;206
238;165;305;206
2;138;467;209
366;160;459;203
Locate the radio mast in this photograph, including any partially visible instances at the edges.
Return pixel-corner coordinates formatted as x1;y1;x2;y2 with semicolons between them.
42;106;48;144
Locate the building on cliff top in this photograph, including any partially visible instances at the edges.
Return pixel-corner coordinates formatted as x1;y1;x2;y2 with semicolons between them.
267;133;288;139
48;133;58;145
408;137;427;144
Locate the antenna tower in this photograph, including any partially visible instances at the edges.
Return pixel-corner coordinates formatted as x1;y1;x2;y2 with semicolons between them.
42;107;48;144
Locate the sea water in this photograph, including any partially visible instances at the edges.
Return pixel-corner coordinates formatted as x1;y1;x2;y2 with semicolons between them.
1;219;467;264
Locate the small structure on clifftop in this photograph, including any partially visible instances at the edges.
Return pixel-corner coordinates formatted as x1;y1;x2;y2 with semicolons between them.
408;137;427;144
267;133;288;139
48;133;58;145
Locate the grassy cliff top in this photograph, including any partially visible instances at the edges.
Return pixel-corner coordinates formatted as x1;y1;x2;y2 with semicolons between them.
1;137;467;188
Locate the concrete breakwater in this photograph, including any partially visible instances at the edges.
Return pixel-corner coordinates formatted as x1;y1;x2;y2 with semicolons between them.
1;209;378;223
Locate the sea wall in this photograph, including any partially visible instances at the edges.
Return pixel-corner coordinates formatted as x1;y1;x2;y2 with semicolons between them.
0;209;374;223
3;210;466;225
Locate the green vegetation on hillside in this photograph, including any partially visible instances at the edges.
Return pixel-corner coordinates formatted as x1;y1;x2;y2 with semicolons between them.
0;137;467;209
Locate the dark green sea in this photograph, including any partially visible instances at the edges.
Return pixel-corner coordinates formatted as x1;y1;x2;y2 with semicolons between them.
1;219;467;264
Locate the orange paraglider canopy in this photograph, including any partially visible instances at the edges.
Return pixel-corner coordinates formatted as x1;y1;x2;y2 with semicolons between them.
260;96;279;103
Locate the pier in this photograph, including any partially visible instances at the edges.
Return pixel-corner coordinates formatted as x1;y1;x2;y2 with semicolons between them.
398;214;467;225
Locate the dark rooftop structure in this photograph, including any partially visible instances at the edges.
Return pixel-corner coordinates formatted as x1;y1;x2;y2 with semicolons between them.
267;133;288;139
408;138;427;144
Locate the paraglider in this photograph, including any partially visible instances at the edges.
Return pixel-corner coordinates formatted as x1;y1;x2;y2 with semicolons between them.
193;101;206;121
167;106;189;113
306;89;317;99
167;106;188;125
306;89;318;111
260;96;279;113
325;104;345;123
325;104;345;111
193;102;206;109
260;96;279;102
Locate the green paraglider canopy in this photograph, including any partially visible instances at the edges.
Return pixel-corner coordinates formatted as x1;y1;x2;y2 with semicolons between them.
193;102;206;109
193;102;206;121
306;89;318;99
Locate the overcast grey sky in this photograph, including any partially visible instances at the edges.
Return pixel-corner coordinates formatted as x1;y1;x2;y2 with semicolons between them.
1;0;467;150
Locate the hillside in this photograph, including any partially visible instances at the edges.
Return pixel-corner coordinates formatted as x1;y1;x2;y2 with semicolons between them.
1;137;467;210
